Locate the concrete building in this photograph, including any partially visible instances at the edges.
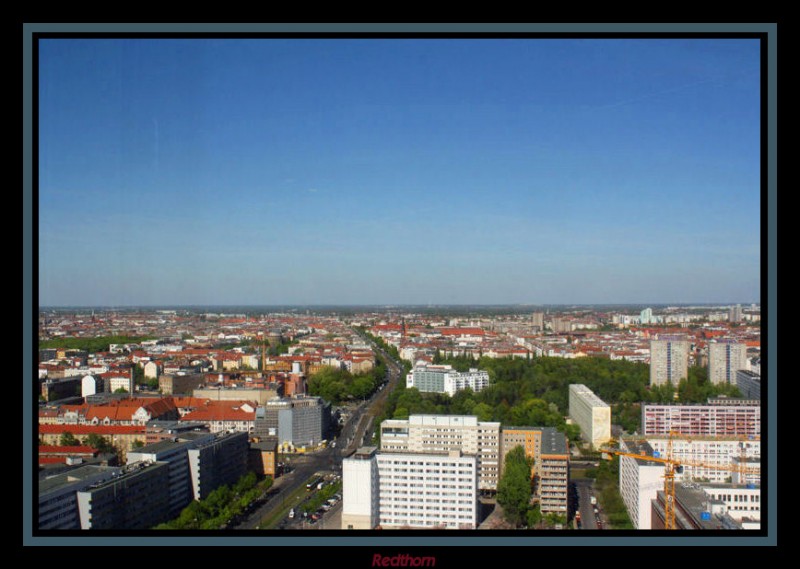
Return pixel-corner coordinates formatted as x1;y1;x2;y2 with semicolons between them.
406;363;490;396
708;340;748;385
81;375;104;398
342;446;479;530
618;439;665;529
341;447;381;530
568;384;611;448
38;465;122;529
649;337;690;386
187;431;249;500
641;403;760;438
76;461;171;529
380;414;500;491
647;436;760;485
159;373;206;395
531;312;544;329
651;482;758;530
256;395;331;448
193;385;281;405
126;431;216;517
249;438;278;477
500;426;570;514
729;304;743;324
735;370;761;400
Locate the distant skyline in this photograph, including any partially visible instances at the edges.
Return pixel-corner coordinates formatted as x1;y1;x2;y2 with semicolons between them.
38;38;761;306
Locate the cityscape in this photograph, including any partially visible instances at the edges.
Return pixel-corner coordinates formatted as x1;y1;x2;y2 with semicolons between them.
30;33;767;541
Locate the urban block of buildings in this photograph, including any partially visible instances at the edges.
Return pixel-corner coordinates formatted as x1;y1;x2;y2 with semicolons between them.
406;363;490;396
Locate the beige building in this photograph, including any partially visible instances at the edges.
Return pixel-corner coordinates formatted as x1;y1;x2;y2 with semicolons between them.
568;383;611;448
649;337;690;386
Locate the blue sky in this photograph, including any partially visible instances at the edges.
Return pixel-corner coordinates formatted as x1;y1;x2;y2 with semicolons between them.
38;38;761;306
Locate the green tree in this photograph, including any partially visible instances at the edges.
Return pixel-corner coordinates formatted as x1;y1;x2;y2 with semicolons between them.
114;387;129;394
59;431;79;446
85;433;114;453
496;445;533;527
132;439;145;449
526;504;542;528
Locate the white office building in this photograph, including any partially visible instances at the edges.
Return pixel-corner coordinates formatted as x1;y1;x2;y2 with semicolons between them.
708;341;748;385
568;384;611;448
618;439;666;529
342;446;478;530
379;414;500;491
649;337;690;386
406;363;490;396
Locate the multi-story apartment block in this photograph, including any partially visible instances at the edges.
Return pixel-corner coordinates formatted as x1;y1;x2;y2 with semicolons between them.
186;431;250;500
735;370;761;400
342;446;478;530
568;384;611;448
39;465;122;529
641;403;760;438
708;340;748;385
646;436;760;485
126;431;216;517
76;461;171;529
406;363;490;396
649;337;690;386
500;426;569;514
379;415;500;491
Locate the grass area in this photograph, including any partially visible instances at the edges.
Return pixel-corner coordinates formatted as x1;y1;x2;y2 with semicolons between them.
257;474;321;530
570;468;588;479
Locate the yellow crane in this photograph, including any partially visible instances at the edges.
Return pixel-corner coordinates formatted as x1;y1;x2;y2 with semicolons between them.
601;432;760;529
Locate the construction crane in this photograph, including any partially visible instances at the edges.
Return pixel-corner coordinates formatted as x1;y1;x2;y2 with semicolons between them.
600;432;761;530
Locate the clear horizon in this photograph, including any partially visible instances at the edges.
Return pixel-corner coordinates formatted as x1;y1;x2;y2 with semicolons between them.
38;38;761;306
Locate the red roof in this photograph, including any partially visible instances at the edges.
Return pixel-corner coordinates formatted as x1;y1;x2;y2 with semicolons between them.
39;424;147;435
38;445;97;454
439;327;485;336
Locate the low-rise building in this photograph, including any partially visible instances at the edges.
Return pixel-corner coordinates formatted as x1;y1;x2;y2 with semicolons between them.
406;363;490;396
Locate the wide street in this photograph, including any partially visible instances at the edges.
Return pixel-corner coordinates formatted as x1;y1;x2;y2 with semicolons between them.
234;333;403;530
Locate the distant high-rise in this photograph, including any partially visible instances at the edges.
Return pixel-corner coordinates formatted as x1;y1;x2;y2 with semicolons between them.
729;304;743;323
640;308;654;325
531;312;544;329
649;337;690;386
708;340;748;385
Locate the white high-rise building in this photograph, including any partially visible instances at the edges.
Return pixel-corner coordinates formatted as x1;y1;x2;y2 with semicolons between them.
708;340;748;385
568;384;611;448
406;363;490;396
647;436;760;485
379;415;500;491
649;337;690;386
618;439;665;529
342;446;478;530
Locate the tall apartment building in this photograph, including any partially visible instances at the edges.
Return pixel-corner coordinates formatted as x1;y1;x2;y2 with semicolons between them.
39;465;122;529
531;312;544;329
380;415;500;491
649;337;690;386
568;384;611;448
406;363;490;396
342;446;479;530
641;403;760;438
729;304;743;323
76;461;171;529
187;431;249;500
500;426;569;514
126;431;216;517
618;439;665;529
708;341;748;385
735;370;761;400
